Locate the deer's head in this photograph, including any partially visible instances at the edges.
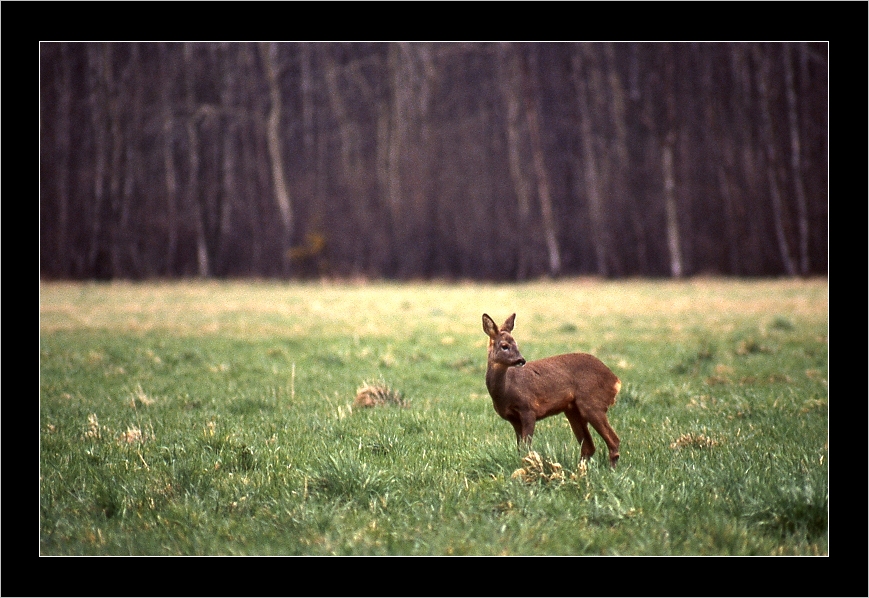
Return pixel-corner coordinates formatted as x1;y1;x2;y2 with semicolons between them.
482;313;526;367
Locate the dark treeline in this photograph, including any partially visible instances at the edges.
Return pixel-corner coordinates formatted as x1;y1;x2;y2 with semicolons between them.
40;42;827;281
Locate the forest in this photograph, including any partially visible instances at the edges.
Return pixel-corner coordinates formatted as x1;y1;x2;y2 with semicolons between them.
39;42;828;281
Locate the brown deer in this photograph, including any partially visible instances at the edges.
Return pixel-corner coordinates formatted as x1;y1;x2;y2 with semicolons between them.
482;313;622;468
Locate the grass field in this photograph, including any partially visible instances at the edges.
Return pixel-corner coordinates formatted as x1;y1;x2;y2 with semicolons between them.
39;278;828;555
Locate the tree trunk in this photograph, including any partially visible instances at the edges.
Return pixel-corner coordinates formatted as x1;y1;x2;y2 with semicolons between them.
86;44;109;278
783;42;810;275
219;43;238;275
324;54;356;177
386;43;409;217
662;132;683;278
729;44;762;275
414;43;437;277
573;46;609;277
159;43;179;276
53;43;72;276
398;42;437;278
259;42;293;274
627;44;650;275
120;43;141;277
184;44;209;277
661;45;683;278
701;44;741;275
523;45;561;277
497;43;534;279
373;43;412;275
753;44;797;276
105;44;125;278
300;43;316;166
603;42;628;277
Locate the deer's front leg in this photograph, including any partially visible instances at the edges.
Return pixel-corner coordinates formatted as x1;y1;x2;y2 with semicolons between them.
514;412;536;454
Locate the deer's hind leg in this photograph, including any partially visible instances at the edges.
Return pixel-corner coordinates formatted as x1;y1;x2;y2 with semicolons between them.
564;405;596;460
579;405;620;468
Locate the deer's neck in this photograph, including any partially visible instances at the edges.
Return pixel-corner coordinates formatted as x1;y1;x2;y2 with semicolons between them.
485;363;514;408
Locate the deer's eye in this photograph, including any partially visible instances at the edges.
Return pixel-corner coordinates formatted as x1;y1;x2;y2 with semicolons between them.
500;343;510;351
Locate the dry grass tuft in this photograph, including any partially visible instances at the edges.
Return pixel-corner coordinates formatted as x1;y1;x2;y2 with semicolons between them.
354;381;406;408
511;451;565;484
118;425;147;444
131;384;157;407
511;451;593;484
83;413;103;439
669;432;721;449
572;459;589;480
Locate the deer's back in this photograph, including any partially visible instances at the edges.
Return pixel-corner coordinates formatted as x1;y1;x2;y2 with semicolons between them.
509;352;620;409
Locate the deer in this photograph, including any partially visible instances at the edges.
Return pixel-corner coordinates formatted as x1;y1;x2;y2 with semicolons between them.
482;313;622;468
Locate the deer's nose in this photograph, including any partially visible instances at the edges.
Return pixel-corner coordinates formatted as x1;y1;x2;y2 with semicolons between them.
515;358;526;367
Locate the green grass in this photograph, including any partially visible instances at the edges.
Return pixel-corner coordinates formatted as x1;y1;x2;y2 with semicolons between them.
40;278;828;555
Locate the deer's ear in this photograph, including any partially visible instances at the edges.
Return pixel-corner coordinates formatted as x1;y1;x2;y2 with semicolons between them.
482;314;498;338
502;313;516;333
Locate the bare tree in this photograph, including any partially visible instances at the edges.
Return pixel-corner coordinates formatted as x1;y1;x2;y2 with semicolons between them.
728;44;765;275
602;42;629;277
159;43;180;275
661;133;683;278
497;43;535;279
300;43;316;166
217;43;239;275
40;42;828;281
325;52;359;179
119;43;142;276
523;44;561;277
259;42;294;273
783;42;810;276
753;43;797;277
86;44;109;278
626;44;651;274
700;44;741;274
183;43;209;277
572;45;610;277
661;45;683;278
51;43;72;275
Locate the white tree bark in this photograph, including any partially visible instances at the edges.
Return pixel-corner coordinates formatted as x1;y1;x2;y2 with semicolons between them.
259;43;293;246
184;43;209;277
662;133;683;278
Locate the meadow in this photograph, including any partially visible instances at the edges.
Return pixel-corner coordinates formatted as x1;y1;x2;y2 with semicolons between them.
39;278;828;555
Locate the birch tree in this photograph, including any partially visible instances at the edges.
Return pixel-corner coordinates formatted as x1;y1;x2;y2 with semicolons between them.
259;42;294;273
661;44;683;278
